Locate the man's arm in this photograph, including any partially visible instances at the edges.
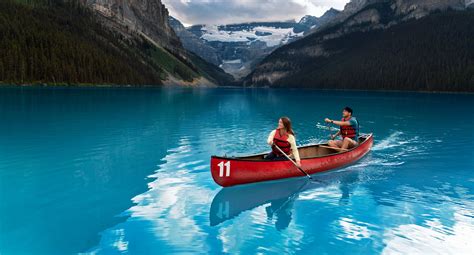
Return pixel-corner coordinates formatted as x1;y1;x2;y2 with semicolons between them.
325;118;351;126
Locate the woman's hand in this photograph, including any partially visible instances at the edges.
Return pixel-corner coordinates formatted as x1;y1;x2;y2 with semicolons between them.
296;160;301;168
268;140;274;146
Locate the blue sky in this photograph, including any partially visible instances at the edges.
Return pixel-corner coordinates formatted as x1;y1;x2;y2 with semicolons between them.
163;0;350;26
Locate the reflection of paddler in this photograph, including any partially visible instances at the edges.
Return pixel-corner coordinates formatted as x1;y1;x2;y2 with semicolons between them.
265;193;299;231
338;169;360;206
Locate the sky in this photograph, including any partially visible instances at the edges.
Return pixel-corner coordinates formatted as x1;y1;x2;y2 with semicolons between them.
162;0;350;26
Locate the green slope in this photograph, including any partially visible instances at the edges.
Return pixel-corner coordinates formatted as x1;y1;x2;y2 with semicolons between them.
248;8;474;92
188;53;236;86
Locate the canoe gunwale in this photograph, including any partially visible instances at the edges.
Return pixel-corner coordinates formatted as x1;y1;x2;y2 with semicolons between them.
211;133;373;162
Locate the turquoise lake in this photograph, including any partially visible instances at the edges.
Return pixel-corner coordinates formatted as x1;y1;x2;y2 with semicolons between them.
0;87;473;255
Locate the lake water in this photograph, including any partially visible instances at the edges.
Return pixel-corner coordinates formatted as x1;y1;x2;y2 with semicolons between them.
0;87;473;255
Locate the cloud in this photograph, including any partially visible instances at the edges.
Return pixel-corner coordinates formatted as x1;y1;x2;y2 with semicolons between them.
162;0;349;26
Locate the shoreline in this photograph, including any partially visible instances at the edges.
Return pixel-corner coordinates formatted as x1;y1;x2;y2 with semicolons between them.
1;82;473;95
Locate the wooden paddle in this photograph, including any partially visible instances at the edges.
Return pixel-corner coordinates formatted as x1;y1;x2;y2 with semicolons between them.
274;145;313;180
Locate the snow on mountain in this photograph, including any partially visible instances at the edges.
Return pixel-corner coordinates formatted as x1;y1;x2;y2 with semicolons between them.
199;25;304;47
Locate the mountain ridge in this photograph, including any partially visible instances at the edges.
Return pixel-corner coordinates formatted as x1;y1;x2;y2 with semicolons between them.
244;0;473;92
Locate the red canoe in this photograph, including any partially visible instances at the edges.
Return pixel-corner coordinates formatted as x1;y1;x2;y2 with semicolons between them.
210;134;373;187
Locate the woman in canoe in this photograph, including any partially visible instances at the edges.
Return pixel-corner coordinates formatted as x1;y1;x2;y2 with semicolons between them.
265;117;301;167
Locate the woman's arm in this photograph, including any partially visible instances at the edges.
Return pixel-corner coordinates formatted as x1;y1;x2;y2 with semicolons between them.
288;135;301;164
267;130;276;145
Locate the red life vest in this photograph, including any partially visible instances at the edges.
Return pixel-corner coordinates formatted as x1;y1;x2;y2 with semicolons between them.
272;129;292;156
340;117;358;139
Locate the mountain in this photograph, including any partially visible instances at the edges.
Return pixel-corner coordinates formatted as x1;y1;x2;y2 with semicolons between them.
168;16;221;66
296;8;341;33
245;0;474;92
315;8;342;26
169;9;340;79
172;21;301;79
83;0;181;53
0;0;232;86
81;0;233;86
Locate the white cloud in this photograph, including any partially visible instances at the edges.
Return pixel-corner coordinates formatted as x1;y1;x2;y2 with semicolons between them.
162;0;350;25
291;0;349;16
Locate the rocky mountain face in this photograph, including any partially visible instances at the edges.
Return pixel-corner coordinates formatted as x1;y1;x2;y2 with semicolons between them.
83;0;182;54
392;0;465;19
169;9;340;79
168;17;221;66
334;0;465;20
245;0;473;92
80;0;232;86
298;8;341;33
319;0;466;33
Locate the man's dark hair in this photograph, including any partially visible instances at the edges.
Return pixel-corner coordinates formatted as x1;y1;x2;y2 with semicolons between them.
343;106;353;115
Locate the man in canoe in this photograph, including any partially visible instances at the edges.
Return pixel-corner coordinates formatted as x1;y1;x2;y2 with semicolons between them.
325;107;360;150
265;117;301;167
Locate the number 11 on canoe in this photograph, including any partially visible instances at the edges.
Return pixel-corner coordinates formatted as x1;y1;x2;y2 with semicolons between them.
217;161;231;177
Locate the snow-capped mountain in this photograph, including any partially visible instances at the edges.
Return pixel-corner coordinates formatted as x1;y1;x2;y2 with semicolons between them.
169;9;340;78
185;22;305;78
191;22;303;47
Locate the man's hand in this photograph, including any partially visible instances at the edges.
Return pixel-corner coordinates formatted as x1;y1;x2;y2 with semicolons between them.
268;140;274;146
325;118;332;123
296;160;301;168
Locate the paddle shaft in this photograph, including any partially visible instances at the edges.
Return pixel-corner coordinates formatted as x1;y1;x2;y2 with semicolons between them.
273;145;312;180
327;122;336;140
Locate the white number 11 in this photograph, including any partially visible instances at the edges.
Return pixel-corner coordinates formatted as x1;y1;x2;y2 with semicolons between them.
218;161;231;177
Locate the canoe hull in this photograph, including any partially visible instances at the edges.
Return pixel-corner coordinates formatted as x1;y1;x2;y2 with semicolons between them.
211;134;373;187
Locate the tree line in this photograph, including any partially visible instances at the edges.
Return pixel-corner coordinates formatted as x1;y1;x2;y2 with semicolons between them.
0;0;165;85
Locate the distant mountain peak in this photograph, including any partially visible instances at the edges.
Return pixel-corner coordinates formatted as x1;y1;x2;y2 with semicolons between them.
298;15;318;25
299;8;341;25
325;8;342;14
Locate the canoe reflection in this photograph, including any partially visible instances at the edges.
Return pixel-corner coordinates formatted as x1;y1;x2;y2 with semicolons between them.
210;170;360;229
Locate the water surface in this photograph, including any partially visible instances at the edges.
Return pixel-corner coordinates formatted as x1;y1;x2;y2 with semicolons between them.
0;87;473;254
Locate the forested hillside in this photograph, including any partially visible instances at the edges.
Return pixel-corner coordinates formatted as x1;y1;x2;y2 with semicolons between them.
247;9;474;92
0;0;233;86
